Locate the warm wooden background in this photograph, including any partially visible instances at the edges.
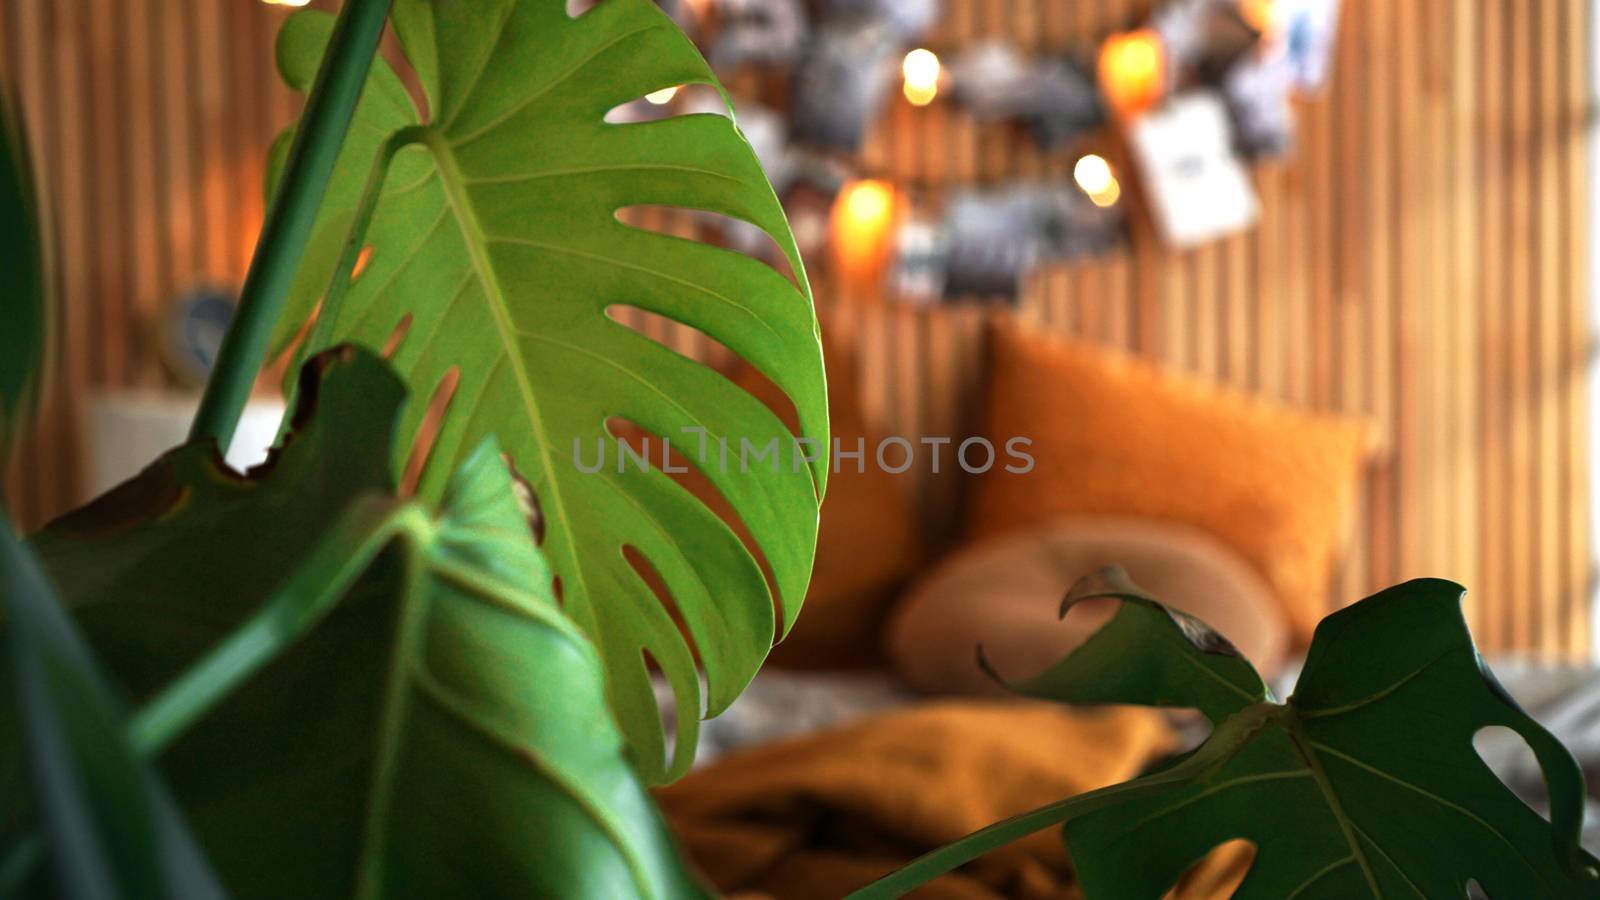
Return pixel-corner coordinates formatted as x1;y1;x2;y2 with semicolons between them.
1;0;1594;659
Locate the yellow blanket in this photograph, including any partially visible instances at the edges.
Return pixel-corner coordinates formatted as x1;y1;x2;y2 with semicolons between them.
658;700;1252;899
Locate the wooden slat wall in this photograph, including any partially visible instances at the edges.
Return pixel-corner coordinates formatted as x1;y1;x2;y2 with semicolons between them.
0;0;1593;659
826;0;1595;659
0;0;285;525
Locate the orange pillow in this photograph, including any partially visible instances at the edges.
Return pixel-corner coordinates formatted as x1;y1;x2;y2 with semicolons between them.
968;319;1373;644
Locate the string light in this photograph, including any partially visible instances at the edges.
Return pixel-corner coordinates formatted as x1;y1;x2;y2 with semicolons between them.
1098;29;1165;116
1073;154;1122;208
842;179;894;225
645;86;681;106
901;48;942;107
831;179;898;283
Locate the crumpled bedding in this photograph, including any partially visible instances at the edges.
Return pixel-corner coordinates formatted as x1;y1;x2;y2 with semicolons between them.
657;697;1251;899
656;662;1600;897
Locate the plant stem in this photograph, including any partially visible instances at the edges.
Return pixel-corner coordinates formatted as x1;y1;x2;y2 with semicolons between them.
188;0;392;449
129;499;430;755
272;125;422;437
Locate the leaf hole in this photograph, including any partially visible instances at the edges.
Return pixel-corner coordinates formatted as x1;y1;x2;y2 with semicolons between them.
551;575;564;607
603;303;740;375
379;313;413;359
715;354;807;447
350;245;374;282
604;415;784;637
624;544;707;684
604;82;729;125
1473;725;1552;824
268;298;323;373
399;366;460;497
615;203;802;293
1467;878;1489;898
604;305;813;490
565;0;602;17
1166;838;1255;899
640;647;688;774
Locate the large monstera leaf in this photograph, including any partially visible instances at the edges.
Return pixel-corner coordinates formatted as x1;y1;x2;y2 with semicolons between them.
4;348;709;899
855;571;1600;899
268;0;827;783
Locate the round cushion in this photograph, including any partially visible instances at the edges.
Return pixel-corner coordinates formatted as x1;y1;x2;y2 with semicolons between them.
886;516;1290;696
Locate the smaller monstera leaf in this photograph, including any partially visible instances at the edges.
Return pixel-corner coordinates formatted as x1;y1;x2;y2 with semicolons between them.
0;87;47;464
267;0;828;782
6;349;709;898
1037;577;1600;898
854;574;1600;900
1;518;226;900
980;566;1270;726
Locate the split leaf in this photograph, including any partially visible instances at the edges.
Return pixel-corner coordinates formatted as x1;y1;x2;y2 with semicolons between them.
855;572;1600;899
268;0;827;783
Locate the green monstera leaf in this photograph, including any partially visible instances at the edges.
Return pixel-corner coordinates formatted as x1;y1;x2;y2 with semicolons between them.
856;570;1600;899
0;87;47;466
267;0;827;783
4;348;709;899
1;518;226;900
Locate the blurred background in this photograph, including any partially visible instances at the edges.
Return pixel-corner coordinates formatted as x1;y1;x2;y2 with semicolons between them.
0;0;1596;663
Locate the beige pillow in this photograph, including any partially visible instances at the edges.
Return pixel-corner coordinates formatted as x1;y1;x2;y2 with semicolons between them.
887;516;1289;696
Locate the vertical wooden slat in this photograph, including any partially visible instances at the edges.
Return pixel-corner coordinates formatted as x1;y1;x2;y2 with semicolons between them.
1535;0;1567;654
1507;1;1537;649
1450;0;1484;635
1475;0;1506;652
1563;0;1594;659
1364;0;1397;592
0;0;1593;657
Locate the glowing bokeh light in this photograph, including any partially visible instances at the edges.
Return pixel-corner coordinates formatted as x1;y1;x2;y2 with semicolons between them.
831;179;898;282
1073;154;1122;208
901;48;942;106
1098;29;1166;116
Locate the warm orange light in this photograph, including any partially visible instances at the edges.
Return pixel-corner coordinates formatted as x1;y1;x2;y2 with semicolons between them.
844;180;893;224
1073;154;1122;207
645;86;680;106
830;179;898;285
901;48;941;106
1098;29;1166;117
261;0;312;7
1240;0;1277;34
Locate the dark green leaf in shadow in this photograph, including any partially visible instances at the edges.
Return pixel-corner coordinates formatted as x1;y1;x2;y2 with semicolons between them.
1;517;226;900
854;576;1600;900
7;347;709;898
